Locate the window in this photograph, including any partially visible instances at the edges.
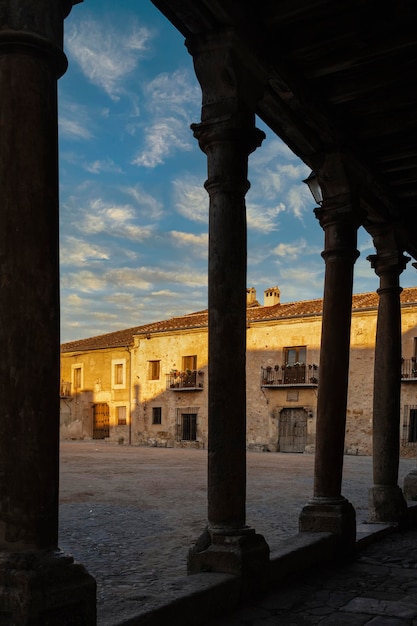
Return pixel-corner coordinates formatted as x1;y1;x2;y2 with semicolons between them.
116;405;127;426
283;346;307;384
74;367;82;389
114;363;123;385
112;359;126;389
181;414;197;441
182;355;197;371
176;407;198;441
409;409;417;442
148;360;160;380
71;364;83;390
284;346;306;365
152;407;162;425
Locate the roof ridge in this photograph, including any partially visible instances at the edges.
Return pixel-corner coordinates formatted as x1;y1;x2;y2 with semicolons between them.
61;287;417;351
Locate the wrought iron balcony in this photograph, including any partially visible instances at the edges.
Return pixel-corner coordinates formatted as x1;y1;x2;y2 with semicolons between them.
261;363;319;387
60;381;71;397
401;358;417;381
166;370;204;391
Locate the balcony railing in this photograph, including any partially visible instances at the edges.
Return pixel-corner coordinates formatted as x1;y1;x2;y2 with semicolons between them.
60;381;71;397
401;358;417;381
261;363;319;387
166;370;204;391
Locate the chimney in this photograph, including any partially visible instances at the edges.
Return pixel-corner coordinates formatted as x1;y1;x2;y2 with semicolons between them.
246;287;259;307
264;286;280;306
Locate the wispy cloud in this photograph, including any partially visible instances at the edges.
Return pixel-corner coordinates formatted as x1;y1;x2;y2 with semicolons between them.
59;102;93;140
60;236;110;266
124;185;164;221
273;239;308;259
170;231;208;258
145;69;200;118
84;159;122;174
65;17;152;100
132;69;200;167
75;198;155;242
132;117;193;167
247;202;286;233
172;176;208;223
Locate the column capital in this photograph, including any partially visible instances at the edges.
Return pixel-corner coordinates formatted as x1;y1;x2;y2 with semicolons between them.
367;250;410;279
0;0;80;77
191;117;265;156
186;28;264;123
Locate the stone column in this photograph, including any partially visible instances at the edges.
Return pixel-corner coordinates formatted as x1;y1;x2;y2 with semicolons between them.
299;163;359;549
186;30;270;587
368;240;409;523
0;2;96;623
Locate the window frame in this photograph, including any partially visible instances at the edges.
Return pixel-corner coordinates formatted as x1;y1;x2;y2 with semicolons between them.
283;346;307;366
116;405;127;426
152;406;162;425
71;363;84;391
111;358;126;389
182;355;197;372
148;360;161;381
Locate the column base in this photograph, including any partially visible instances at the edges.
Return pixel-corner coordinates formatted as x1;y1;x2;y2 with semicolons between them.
0;549;96;625
187;526;270;592
369;484;407;523
403;469;417;501
299;496;356;554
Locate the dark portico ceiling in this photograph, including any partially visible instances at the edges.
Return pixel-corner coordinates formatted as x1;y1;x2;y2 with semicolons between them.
151;0;417;258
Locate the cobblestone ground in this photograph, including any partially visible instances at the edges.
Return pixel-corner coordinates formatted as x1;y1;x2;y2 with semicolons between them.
208;528;417;626
58;441;416;625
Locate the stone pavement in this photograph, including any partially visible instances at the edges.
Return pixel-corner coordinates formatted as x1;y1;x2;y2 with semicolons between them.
207;526;417;626
58;442;417;625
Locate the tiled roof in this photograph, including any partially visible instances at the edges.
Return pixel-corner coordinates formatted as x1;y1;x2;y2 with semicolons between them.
61;287;417;353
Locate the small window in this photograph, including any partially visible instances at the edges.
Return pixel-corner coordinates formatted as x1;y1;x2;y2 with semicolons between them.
182;355;197;371
148;360;160;380
74;367;82;389
284;346;306;365
116;405;127;426
72;364;83;390
409;409;417;442
152;407;162;425
114;363;123;385
112;359;126;388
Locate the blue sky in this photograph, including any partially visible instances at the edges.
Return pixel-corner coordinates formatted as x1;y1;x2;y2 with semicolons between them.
58;1;416;343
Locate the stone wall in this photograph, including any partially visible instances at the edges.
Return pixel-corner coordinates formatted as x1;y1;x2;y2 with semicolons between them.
60;303;417;456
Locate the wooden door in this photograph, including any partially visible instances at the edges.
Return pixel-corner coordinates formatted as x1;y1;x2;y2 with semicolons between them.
279;408;307;453
93;403;109;439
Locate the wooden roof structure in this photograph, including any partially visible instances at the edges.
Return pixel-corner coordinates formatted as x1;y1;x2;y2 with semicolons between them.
151;0;417;256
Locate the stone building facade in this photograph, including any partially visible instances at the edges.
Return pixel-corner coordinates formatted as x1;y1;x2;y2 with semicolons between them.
60;286;417;457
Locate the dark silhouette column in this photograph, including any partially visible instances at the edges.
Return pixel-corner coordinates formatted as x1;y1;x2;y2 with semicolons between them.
368;237;409;523
300;158;359;550
186;30;269;586
0;1;96;623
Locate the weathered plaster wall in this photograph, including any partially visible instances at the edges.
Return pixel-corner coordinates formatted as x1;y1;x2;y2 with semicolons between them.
132;329;208;448
60;347;131;441
60;304;417;457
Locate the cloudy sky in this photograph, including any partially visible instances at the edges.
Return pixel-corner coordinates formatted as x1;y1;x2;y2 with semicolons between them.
58;1;416;343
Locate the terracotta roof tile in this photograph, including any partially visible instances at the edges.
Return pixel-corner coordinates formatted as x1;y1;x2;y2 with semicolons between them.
61;287;417;353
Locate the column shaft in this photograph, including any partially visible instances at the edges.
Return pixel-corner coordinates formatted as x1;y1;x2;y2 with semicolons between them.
368;249;409;522
300;200;358;545
186;30;269;584
205;127;252;530
0;2;96;623
0;40;61;553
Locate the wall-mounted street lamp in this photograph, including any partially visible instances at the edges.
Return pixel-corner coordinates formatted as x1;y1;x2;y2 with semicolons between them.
303;171;323;205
